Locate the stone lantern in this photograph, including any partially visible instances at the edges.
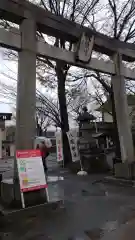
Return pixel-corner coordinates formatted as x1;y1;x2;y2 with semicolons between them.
77;107;97;172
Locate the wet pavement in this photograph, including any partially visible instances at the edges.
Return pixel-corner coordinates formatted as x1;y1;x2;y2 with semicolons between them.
1;156;135;239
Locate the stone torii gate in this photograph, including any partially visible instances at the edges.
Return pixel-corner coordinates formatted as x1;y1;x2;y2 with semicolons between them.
0;0;135;165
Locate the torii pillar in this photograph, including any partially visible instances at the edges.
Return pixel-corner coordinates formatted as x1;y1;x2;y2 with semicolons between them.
112;53;134;177
16;18;37;150
1;18;39;207
13;17;38;205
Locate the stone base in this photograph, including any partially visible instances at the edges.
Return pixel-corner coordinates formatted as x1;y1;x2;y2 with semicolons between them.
0;179;47;208
114;162;132;179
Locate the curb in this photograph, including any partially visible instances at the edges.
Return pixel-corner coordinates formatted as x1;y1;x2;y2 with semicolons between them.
0;200;65;232
103;176;135;187
0;200;64;224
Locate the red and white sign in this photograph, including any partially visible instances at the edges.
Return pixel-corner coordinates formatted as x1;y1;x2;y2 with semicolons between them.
55;131;63;162
16;150;47;193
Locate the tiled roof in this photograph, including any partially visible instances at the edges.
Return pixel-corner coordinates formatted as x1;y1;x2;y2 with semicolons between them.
96;94;135;113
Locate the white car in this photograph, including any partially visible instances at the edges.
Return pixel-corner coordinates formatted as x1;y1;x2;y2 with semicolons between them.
34;136;52;149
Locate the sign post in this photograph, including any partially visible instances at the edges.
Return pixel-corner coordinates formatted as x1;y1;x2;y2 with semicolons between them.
16;149;48;208
67;131;80;162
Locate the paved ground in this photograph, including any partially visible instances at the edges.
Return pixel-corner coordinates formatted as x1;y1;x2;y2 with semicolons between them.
1;155;135;239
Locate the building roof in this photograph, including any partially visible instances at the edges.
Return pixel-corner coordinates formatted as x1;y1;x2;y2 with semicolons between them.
96;94;135;113
0;104;12;114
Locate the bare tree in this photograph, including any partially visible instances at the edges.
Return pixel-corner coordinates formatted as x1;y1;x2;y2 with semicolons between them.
34;0;99;164
0;79;61;128
1;0;100;164
67;81;94;122
88;0;135;158
36;113;51;136
2;0;134;162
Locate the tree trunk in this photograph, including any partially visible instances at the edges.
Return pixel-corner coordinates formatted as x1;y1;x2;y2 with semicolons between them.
56;62;72;165
111;86;121;160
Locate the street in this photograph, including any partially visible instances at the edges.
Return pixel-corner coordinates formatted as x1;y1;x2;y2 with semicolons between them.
1;156;135;239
